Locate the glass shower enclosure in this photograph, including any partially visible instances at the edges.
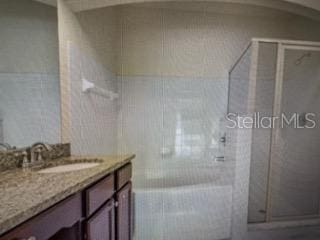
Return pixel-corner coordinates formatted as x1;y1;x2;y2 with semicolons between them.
120;77;233;240
228;38;320;224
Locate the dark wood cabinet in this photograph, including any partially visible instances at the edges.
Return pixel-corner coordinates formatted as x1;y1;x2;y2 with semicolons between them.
0;221;82;240
86;200;115;240
116;164;132;190
0;226;32;240
116;182;132;240
49;222;82;240
0;193;82;240
0;163;132;240
86;174;115;217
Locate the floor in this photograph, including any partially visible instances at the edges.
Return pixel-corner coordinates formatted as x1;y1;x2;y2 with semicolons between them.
247;226;320;240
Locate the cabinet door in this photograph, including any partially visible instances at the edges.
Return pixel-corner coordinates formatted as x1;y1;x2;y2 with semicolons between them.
0;193;82;240
86;200;115;240
0;226;32;240
116;182;132;240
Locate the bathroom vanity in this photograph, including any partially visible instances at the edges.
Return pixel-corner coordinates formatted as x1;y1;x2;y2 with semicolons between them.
0;155;134;240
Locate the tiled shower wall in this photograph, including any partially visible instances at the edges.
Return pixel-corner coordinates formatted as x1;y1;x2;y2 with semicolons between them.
0;0;60;147
116;4;320;173
116;3;320;155
118;76;228;171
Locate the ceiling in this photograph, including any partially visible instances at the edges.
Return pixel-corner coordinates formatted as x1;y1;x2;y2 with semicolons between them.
34;0;56;7
34;0;320;20
285;0;320;11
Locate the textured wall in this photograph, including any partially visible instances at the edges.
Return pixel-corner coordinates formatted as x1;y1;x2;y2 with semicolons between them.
60;0;320;23
58;0;118;154
117;4;320;78
284;0;320;11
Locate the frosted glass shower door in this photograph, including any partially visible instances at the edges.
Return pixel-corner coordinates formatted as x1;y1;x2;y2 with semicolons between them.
269;46;320;220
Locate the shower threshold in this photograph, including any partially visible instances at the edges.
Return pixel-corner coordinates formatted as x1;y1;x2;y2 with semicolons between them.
248;218;320;232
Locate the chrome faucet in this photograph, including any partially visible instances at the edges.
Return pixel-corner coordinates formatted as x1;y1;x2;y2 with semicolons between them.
30;142;53;165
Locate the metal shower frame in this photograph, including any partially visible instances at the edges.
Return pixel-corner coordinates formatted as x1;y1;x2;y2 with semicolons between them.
229;38;320;223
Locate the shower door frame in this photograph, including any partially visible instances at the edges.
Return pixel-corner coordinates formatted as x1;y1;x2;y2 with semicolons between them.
265;42;320;222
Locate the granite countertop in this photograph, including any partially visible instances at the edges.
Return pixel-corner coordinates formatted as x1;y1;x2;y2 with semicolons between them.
0;154;135;235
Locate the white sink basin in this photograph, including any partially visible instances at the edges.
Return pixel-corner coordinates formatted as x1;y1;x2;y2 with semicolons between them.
37;163;100;173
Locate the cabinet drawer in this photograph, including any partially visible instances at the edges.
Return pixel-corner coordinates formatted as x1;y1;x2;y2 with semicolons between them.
0;193;82;240
86;199;115;240
116;182;132;240
116;164;132;190
86;174;114;217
